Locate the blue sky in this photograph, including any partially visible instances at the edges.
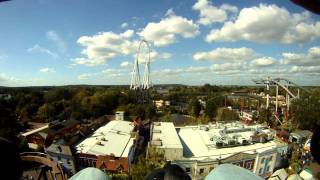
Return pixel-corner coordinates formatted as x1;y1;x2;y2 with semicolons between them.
0;0;319;86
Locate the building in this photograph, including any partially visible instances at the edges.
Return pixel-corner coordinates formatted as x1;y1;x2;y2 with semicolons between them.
149;122;183;160
21;122;49;149
149;122;288;179
45;138;78;175
240;111;255;124
22;119;80;149
74;115;136;174
0;93;12;100
153;99;170;109
289;130;312;144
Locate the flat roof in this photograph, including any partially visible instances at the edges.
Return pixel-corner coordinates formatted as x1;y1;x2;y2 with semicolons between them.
177;123;278;160
21;124;49;137
151;122;183;149
75;120;135;157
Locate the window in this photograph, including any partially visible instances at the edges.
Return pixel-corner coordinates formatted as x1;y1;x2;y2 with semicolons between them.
259;168;263;175
261;158;265;164
245;162;253;170
185;168;191;173
57;156;61;161
199;168;204;174
269;156;273;161
266;166;270;172
57;146;62;153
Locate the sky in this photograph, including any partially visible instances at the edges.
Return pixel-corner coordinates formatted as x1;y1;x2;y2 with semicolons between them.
0;0;319;86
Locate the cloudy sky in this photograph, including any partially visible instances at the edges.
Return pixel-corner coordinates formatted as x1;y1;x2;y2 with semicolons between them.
0;0;319;86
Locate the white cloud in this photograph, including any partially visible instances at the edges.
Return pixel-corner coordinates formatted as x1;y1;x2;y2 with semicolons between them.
139;9;199;46
73;30;137;66
192;0;237;25
136;51;172;64
206;4;320;43
282;46;320;66
154;66;209;76
27;44;58;58
211;63;244;72
193;47;255;62
47;30;67;53
78;73;92;80
73;29;172;66
290;66;320;74
39;68;55;73
250;57;277;67
0;73;19;83
121;22;128;28
120;61;130;67
120;29;134;38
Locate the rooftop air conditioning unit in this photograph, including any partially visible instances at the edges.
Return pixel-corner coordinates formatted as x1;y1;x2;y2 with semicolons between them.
153;129;161;133
96;141;103;146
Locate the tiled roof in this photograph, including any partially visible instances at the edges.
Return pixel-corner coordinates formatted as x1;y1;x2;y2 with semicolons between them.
96;155;129;173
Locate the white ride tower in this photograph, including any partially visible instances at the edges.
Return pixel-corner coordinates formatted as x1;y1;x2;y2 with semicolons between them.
130;40;152;103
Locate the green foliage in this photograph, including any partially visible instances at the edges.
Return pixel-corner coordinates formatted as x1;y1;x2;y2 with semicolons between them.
216;108;239;122
131;147;166;180
117;104;156;120
198;114;209;124
37;103;55;122
291;90;320;130
110;173;128;180
188;98;201;117
161;112;172;122
288;144;302;174
258;108;269;124
205;98;218;119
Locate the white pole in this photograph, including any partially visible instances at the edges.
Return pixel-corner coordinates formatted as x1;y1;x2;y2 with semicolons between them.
266;82;270;109
276;85;278;113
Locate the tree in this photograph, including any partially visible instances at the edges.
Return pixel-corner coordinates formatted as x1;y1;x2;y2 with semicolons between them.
131;147;165;180
0;99;22;143
198;114;209;124
188;98;201;117
288;144;302;174
291;90;320;130
37;103;55;122
205;99;218;120
258;108;271;125
216;108;239;122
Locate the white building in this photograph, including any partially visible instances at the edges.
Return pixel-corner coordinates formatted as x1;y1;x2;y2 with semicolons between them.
153;100;170;109
150;122;288;179
74;117;136;173
75;120;135;157
149;122;183;160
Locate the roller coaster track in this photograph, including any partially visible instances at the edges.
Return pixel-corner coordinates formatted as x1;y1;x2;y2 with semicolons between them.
273;78;311;93
20;152;67;180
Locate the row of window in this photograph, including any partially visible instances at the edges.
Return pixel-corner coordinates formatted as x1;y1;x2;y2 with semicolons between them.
184;160;254;176
258;165;270;175
261;156;273;164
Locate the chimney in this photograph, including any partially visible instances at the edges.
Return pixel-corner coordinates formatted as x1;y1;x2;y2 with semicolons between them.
115;111;124;121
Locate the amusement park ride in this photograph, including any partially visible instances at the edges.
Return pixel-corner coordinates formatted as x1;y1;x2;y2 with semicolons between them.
253;77;309;124
130;40;152;103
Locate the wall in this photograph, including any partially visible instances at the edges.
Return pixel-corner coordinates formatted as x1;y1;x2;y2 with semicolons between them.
253;149;277;178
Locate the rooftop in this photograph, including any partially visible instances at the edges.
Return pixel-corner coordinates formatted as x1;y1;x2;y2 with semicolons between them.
151;122;183;149
75;120;135;157
21;122;49;137
176;122;278;160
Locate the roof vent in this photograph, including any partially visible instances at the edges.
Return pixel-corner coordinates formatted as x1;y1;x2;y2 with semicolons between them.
153;129;161;133
96;141;103;146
